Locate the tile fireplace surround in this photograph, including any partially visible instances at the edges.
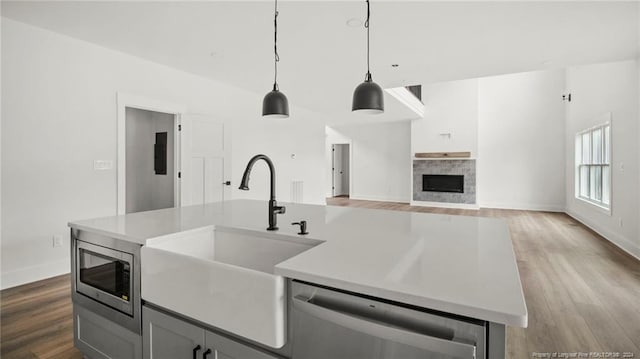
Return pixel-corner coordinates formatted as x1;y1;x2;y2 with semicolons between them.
412;159;476;204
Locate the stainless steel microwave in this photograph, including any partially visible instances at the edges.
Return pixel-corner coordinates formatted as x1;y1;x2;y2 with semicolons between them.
75;240;134;315
71;229;142;334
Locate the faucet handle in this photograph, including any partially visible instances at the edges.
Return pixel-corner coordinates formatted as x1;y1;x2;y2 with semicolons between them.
291;221;308;235
274;205;286;214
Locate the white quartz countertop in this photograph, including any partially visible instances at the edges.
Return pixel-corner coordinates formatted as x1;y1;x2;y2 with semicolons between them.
69;199;527;327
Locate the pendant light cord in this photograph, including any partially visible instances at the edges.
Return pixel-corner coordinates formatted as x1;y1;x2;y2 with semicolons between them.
365;0;372;82
273;0;280;91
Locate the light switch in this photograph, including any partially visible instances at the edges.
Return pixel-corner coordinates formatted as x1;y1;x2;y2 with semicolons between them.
53;235;63;247
93;160;113;170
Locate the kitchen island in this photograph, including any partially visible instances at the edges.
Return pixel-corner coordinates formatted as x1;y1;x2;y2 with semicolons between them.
69;199;527;359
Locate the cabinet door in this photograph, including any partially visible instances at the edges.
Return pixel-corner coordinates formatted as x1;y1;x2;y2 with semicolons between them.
143;306;205;359
74;304;142;359
205;329;281;359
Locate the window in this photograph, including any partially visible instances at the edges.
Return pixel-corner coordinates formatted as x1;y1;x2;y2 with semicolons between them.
575;121;611;210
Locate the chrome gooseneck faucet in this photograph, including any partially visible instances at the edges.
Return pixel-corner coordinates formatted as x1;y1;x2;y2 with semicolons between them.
238;154;286;231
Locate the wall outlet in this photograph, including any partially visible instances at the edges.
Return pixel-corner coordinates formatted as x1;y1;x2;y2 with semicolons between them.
53;235;64;248
93;160;113;170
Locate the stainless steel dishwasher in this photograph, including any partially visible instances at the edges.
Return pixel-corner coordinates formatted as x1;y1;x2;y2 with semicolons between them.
291;281;487;359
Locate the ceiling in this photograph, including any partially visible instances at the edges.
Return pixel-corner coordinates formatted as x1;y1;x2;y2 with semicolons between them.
2;1;638;124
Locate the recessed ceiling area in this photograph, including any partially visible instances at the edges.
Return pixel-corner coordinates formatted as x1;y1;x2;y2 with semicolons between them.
2;1;638;124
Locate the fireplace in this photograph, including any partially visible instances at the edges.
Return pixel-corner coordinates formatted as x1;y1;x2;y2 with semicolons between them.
422;174;464;193
413;159;475;204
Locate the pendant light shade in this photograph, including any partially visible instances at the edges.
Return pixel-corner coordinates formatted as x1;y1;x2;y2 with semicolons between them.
352;74;384;114
263;86;289;118
352;0;384;114
263;0;289;118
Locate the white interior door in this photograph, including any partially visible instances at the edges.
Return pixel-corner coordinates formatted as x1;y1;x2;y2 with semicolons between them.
341;144;350;196
180;114;231;206
332;144;345;196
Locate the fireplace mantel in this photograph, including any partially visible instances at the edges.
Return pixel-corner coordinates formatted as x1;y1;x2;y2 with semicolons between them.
414;152;471;158
413;157;477;161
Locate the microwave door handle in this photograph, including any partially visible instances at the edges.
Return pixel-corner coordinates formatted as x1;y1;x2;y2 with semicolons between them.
293;295;477;359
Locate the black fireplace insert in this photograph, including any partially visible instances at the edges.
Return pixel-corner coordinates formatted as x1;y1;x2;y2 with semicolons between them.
422;174;464;193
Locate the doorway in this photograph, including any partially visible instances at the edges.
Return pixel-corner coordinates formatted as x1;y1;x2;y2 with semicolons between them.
117;94;231;214
332;144;350;197
125;107;178;213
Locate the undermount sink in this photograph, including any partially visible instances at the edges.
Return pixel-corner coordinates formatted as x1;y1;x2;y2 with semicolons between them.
141;226;321;348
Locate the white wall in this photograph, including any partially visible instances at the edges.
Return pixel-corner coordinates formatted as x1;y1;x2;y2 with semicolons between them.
231;113;327;206
326;123;411;202
637;6;640;246
410;70;566;211
411;79;478;157
0;12;3;288
637;4;640;250
477;70;566;211
125;108;174;213
1;18;327;288
565;60;639;259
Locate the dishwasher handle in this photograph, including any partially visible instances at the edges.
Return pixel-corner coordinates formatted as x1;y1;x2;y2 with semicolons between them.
293;295;477;359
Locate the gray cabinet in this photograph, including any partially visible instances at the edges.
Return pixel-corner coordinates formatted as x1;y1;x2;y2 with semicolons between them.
143;305;282;359
143;306;204;359
205;329;281;359
74;303;142;359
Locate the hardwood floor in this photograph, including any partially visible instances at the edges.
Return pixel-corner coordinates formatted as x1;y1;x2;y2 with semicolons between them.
1;198;639;358
1;274;82;358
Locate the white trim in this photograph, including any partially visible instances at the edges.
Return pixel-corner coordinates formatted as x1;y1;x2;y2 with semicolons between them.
1;259;69;290
350;195;408;203
174;116;182;207
566;210;640;261
116;93;187;215
412;157;477;161
574;114;612;213
410;200;480;210
575;114;611;135
478;202;565;212
384;87;425;117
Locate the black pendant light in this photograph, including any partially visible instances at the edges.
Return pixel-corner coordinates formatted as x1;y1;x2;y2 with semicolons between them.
262;0;289;118
352;0;384;114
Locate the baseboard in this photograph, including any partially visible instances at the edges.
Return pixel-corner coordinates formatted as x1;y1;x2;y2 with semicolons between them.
1;259;70;290
566;210;640;261
349;195;409;203
410;200;480;210
478;202;565;212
